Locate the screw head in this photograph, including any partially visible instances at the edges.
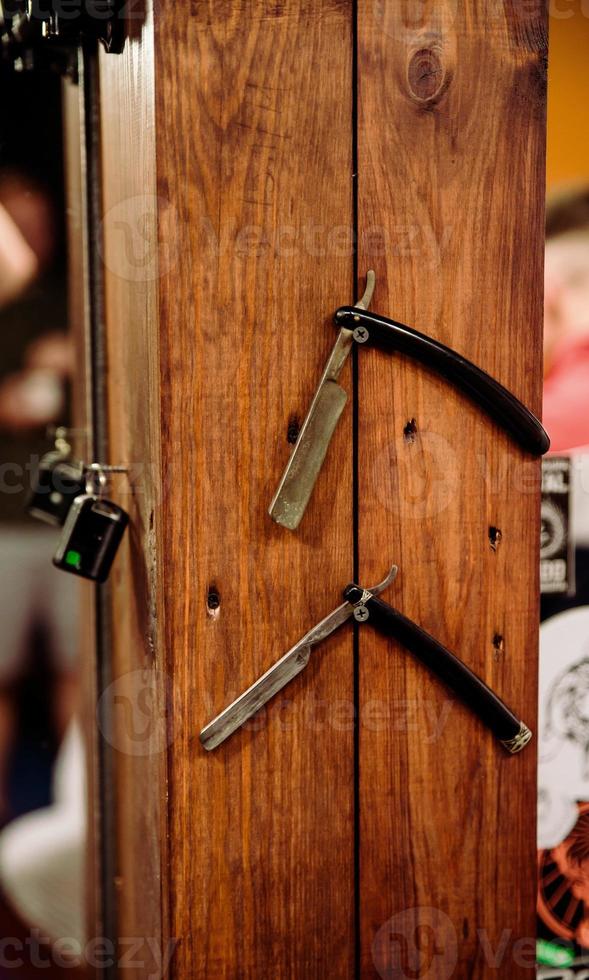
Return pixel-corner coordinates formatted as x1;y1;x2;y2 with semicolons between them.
353;605;369;622
353;326;369;344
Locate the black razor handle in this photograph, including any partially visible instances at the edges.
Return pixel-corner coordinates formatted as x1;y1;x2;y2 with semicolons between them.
343;586;531;753
334;307;549;456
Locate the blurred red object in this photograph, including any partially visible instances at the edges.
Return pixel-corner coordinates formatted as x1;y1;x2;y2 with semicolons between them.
544;189;589;452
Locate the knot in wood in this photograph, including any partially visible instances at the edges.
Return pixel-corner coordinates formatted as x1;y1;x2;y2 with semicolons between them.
407;46;446;105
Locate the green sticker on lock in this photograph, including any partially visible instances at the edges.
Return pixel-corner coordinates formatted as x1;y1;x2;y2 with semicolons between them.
65;549;82;569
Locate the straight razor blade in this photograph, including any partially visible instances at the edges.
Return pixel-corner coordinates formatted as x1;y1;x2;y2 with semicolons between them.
200;600;353;750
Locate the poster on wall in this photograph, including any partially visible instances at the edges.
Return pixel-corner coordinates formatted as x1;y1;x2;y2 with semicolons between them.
541;457;574;597
538;456;589;978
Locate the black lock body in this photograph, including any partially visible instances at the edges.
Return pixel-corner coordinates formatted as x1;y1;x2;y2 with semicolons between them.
53;494;129;583
27;458;86;526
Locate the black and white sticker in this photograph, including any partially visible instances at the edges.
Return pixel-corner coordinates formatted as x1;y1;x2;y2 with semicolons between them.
541;457;574;596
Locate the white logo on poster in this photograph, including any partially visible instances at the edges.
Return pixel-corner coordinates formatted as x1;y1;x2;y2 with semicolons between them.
539;608;589;848
541;500;567;560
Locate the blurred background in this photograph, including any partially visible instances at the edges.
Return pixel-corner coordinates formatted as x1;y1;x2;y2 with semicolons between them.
0;6;588;979
0;62;84;978
527;9;589;979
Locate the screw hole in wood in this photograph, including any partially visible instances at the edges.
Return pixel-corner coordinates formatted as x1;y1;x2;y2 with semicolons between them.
489;526;502;551
287;417;300;444
492;633;504;659
207;587;221;618
403;418;418;443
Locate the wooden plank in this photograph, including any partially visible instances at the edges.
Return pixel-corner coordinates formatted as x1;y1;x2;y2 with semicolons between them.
153;2;355;976
62;70;101;957
98;10;170;976
356;2;546;976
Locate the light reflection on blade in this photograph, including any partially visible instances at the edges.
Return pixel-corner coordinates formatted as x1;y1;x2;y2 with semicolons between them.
200;601;353;750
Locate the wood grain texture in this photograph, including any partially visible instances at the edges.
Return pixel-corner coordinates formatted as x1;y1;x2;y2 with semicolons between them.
62;72;101;958
97;2;547;975
356;2;546;977
98;8;170;976
153;2;355;976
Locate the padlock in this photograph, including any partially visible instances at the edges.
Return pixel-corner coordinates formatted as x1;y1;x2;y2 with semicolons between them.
27;455;86;526
27;427;87;526
53;493;129;583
